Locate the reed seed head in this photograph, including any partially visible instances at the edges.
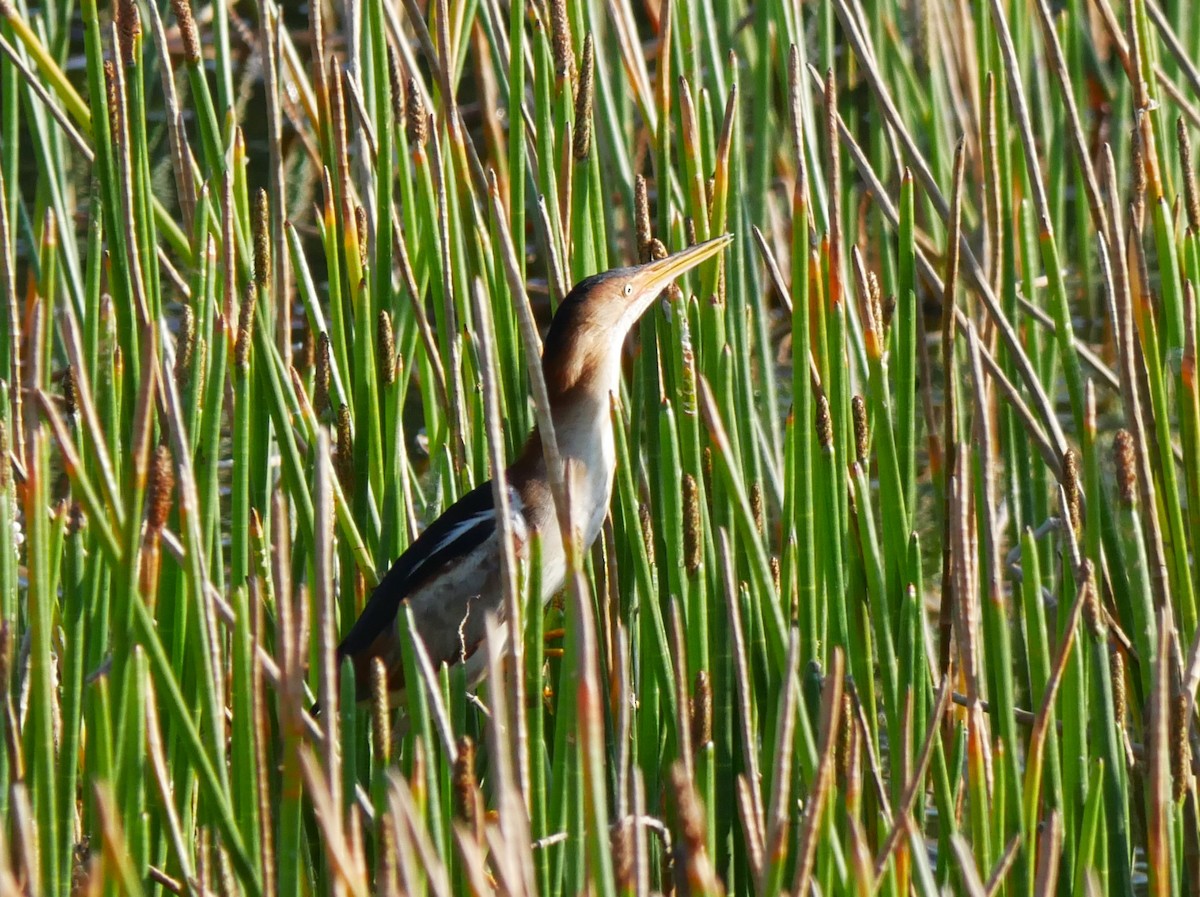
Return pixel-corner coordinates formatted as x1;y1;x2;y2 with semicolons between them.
635;175;652;263
315;332;332;418
650;237;668;261
638;502;655;567
1110;649;1126;731
550;0;572;83
573;34;594;160
1114;429;1137;506
115;0;141;66
377;818;398;894
370;657;390;764
176;304;196;386
1063;448;1081;533
236;284;256;369
335;404;354;491
1131;127;1147;230
377;311;396;387
253;189;271;293
0;0;12;19
1172;690;1191;802
406;78;427;148
104;60;119;132
692;670;712;748
147;444;175;532
683;473;701;575
61;366;77;419
354;205;368;269
329;56;348;159
453;735;479;830
816;391;833;450
170;0;201;64
852;395;868;464
1081;561;1105;639
1179;117;1200;233
387;46;405;124
750;481;764;534
867;270;883;334
837;692;854;783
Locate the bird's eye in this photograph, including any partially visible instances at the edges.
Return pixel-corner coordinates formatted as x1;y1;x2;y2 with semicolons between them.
623;283;633;296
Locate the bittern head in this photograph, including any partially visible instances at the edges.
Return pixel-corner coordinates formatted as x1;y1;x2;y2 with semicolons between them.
541;234;734;398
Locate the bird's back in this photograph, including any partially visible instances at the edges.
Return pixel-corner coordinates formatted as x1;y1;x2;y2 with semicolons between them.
335;478;528;698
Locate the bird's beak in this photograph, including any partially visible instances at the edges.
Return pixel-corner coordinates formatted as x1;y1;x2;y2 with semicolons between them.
628;233;734;299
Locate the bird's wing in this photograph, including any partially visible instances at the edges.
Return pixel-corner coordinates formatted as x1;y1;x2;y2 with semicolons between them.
336;479;520;661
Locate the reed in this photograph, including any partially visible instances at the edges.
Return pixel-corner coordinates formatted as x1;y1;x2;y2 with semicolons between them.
2;0;1200;891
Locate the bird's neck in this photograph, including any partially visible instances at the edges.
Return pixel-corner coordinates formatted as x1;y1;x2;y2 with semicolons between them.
548;381;616;459
507;362;622;603
533;331;624;468
513;381;618;542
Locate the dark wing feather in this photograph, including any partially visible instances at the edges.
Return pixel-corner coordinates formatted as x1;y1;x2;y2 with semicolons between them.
336;479;497;659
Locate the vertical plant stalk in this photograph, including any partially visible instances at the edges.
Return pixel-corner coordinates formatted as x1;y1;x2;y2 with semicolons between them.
0;168;20;463
788;48;815;642
314;429;343;816
470;276;528;803
1145;605;1173;897
258;0;291;362
790;648;844;895
1101;147;1171;611
938;142;965;675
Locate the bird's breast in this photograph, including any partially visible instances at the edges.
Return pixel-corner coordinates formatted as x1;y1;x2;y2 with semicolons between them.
577;434;616;549
514;397;618;604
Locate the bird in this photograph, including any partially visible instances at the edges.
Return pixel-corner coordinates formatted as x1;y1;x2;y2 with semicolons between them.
335;234;734;699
